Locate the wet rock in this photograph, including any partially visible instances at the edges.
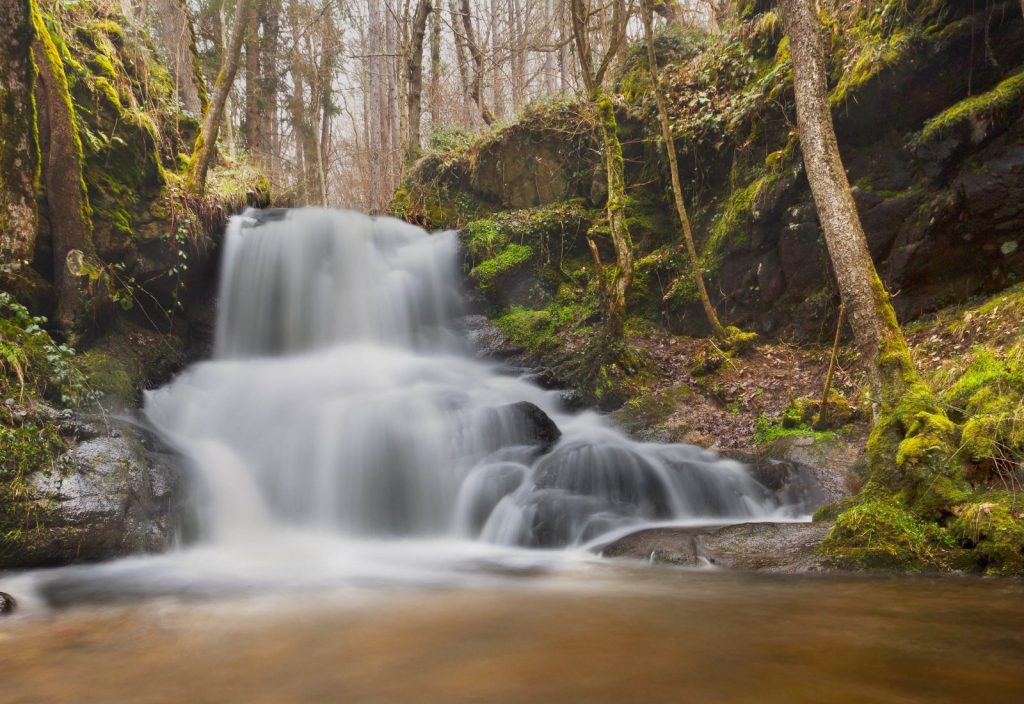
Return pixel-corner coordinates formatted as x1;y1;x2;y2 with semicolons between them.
599;522;831;573
1;416;183;569
0;591;16;614
758;433;867;504
504;401;562;451
458;315;522;358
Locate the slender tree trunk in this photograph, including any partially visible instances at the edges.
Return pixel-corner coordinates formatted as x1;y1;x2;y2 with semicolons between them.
31;2;96;332
569;0;631;338
641;0;725;340
187;0;257;194
149;0;207;115
594;94;632;337
261;0;281;176
244;1;264;161
458;0;496;124
448;0;473;123
0;0;39;265
779;0;917;408
406;0;432;160
368;0;384;209
428;6;442;129
489;0;504;119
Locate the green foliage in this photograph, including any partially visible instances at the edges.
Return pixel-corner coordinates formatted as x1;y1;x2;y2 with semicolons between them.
426;126;477;155
464;220;510;261
0;292;87;406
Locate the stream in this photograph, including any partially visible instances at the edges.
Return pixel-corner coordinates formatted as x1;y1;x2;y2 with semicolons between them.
1;209;1022;702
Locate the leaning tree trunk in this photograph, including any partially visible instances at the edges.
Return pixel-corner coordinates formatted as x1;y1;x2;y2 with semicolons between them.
187;0;256;195
779;0;917;410
0;0;39;265
641;0;726;341
405;0;432;160
31;2;96;333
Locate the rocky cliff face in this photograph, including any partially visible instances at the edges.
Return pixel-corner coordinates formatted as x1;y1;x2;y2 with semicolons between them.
394;1;1024;343
0;1;267;569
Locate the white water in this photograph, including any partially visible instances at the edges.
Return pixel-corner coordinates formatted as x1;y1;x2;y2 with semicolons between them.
6;208;798;610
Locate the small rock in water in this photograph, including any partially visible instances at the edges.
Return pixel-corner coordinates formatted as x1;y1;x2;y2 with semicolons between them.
0;592;17;615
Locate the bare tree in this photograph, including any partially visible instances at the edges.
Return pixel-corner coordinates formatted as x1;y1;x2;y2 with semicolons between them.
458;0;496;124
188;0;258;194
406;0;434;159
568;0;631;338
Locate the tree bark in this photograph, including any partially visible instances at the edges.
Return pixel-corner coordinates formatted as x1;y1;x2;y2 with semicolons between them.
405;0;432;160
779;0;917;408
458;0;496;124
641;0;726;340
449;0;474;124
0;0;39;265
568;0;632;339
149;0;207;115
594;94;633;338
187;0;257;195
244;0;265;161
31;2;97;332
428;6;442;129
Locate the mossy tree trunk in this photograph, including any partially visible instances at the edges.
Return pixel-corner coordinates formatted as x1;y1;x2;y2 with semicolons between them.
779;0;918;410
593;95;633;338
781;0;970;534
187;0;256;195
640;0;726;341
0;0;39;265
30;0;96;333
569;0;631;340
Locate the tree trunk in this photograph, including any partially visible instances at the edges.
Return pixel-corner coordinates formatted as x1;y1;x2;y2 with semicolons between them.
428;6;442;129
0;0;39;265
448;0;473;123
244;1;264;161
31;2;96;333
187;0;257;195
406;0;432;160
458;0;496;124
641;0;726;340
149;0;207;115
368;0;384;209
568;0;631;339
779;0;917;409
261;0;281;177
594;94;632;338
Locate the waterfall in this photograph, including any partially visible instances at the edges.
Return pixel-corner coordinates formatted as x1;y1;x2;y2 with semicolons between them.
144;208;781;549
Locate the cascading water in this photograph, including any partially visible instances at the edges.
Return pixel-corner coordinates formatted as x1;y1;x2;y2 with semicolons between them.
146;208;783;549
5;208;800;610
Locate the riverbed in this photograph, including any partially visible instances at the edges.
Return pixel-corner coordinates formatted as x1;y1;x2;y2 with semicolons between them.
2;562;1022;704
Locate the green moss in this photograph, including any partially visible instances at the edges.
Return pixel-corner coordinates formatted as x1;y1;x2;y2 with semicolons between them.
77;349;133;401
917;70;1024;147
821;496;951;571
494;305;557;352
950;499;1024;575
469;244;535;291
464;220;509;261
